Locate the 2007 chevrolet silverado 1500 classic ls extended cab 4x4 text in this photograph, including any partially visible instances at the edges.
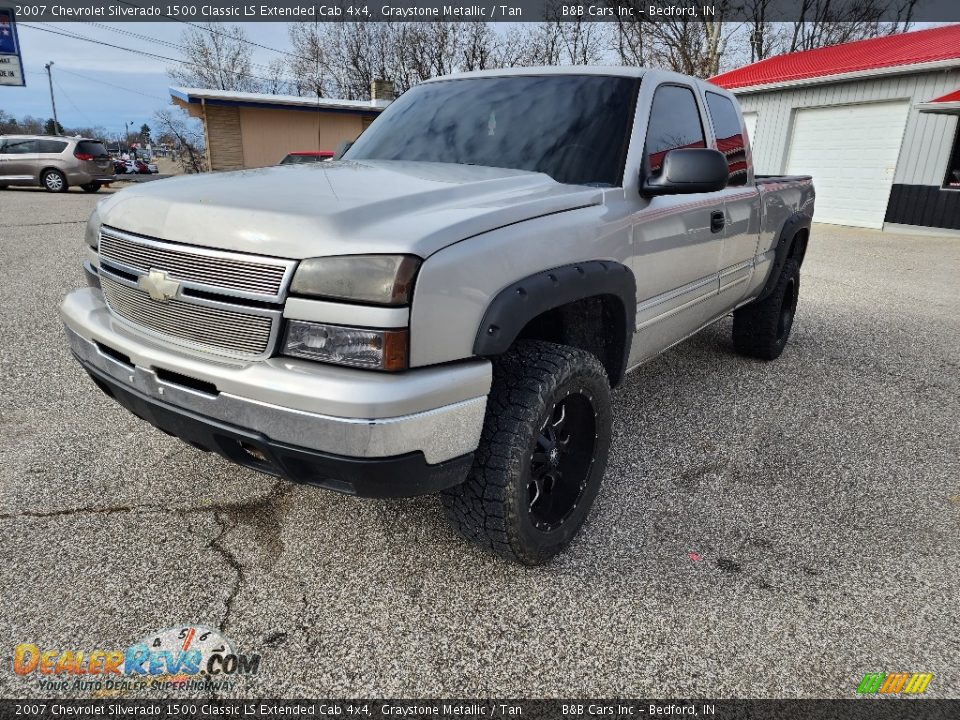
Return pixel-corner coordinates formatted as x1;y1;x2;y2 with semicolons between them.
61;67;814;564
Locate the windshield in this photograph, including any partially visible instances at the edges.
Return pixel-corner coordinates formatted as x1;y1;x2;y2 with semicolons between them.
345;75;639;187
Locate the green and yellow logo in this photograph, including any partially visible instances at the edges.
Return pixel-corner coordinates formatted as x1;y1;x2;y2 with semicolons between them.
857;672;933;695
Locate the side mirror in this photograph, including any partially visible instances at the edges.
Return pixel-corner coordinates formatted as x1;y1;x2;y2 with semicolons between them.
641;148;729;197
332;140;354;160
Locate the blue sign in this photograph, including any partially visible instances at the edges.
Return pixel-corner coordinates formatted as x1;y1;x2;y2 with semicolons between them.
0;9;17;54
0;7;24;86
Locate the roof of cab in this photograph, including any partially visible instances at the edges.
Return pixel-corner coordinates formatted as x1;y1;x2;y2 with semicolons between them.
424;66;647;82
423;66;730;96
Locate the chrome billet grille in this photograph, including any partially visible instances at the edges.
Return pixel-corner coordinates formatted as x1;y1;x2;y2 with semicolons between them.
99;228;290;299
100;275;274;356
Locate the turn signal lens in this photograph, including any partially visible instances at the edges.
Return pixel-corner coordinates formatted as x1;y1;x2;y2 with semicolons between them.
282;320;408;371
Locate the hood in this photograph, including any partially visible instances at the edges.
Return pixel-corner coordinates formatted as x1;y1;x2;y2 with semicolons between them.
96;161;605;259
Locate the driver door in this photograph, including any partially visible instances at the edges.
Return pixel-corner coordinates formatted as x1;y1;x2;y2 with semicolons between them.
627;83;725;366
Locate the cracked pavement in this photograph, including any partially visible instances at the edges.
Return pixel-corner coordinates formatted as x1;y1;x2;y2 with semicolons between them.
1;187;958;698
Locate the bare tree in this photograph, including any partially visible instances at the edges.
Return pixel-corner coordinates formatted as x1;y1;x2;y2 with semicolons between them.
741;0;787;62
786;0;916;53
261;57;294;95
612;8;651;66
457;22;499;71
167;23;261;92
608;0;916;75
0;110;103;137
288;23;328;96
608;1;736;77
154;107;207;173
288;20;511;99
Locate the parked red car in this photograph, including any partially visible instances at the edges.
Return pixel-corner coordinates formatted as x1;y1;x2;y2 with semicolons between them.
279;151;334;165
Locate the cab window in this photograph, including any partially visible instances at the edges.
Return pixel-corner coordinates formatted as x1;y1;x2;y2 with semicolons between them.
705;92;748;186
644;85;706;176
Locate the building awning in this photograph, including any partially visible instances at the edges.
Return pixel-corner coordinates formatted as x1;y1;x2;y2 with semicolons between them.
917;89;960;116
169;87;389;117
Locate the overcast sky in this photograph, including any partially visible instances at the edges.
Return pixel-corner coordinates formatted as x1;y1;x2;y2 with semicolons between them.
3;22;294;138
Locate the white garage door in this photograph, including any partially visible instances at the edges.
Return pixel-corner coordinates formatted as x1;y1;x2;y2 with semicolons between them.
785;101;910;229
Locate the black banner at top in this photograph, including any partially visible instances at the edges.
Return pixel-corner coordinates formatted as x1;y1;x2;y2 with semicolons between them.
1;700;960;720
3;0;960;23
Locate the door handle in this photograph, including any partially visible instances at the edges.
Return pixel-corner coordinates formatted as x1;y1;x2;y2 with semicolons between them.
711;210;726;233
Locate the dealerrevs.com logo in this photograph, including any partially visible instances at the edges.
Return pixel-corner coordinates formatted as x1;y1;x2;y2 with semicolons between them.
856;672;933;695
13;625;261;693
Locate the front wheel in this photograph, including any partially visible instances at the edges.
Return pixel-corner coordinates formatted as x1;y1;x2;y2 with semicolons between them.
41;169;68;193
80;183;101;193
733;259;800;360
441;340;612;565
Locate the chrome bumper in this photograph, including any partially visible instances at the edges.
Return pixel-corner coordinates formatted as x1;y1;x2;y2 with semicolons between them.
61;288;490;464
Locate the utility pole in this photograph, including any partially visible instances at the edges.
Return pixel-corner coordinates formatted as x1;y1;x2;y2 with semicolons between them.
44;61;59;134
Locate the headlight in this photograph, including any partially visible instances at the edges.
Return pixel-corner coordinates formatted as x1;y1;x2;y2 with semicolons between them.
84;208;101;248
290;255;420;306
282;320;408;371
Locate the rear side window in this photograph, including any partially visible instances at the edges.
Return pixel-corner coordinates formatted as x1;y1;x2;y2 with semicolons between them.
644;85;706;176
706;92;748;186
38;140;68;154
2;138;37;154
76;141;109;158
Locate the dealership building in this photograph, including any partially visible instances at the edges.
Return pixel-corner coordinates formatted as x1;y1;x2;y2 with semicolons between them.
170;82;393;171
711;24;960;234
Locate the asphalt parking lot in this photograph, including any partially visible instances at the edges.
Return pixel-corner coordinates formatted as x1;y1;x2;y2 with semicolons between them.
1;186;958;699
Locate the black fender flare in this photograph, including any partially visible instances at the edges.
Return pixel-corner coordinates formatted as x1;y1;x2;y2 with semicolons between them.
757;212;811;302
473;260;636;379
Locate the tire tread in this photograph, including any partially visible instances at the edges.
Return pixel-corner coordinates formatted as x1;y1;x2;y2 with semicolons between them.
441;340;610;565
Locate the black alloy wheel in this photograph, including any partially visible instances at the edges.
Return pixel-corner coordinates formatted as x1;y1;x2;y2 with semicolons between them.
528;391;597;531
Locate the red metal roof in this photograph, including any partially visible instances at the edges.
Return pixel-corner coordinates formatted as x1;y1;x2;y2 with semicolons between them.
928;88;960;103
711;24;960;90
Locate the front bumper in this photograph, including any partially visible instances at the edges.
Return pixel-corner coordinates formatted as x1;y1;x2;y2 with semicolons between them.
61;288;491;496
81;363;473;496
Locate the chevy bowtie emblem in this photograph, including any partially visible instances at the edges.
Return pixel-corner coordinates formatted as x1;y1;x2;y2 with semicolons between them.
138;269;180;302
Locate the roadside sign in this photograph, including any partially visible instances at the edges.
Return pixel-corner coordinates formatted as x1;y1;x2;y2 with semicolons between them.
0;5;25;87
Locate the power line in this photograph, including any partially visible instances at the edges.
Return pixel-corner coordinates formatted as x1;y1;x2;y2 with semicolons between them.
114;0;308;61
84;20;300;76
18;22;302;92
87;22;187;52
20;23;186;64
52;75;99;128
56;67;166;101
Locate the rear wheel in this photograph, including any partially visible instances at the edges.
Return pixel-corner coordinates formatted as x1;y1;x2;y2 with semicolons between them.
41;169;67;193
733;259;800;360
441;340;612;565
80;183;101;193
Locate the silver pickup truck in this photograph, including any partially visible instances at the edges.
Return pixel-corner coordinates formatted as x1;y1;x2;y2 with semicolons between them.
61;67;814;564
